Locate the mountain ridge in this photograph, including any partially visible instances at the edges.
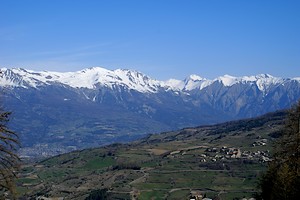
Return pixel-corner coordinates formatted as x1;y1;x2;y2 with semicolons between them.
0;67;300;157
1;67;298;93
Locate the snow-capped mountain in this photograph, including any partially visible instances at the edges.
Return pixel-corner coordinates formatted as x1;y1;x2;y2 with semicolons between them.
0;67;162;92
1;67;300;155
0;67;295;93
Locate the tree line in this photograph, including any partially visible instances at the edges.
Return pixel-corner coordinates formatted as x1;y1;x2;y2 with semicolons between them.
257;100;300;199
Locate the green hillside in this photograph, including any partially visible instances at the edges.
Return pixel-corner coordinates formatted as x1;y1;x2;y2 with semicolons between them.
17;111;286;200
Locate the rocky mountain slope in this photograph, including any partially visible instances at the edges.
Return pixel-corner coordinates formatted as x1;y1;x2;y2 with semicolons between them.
0;67;299;156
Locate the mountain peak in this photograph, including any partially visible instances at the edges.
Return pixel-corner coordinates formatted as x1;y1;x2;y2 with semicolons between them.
254;73;274;79
185;74;205;81
214;74;284;89
216;74;239;86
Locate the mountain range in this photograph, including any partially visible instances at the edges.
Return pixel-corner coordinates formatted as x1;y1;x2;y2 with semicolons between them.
0;67;299;157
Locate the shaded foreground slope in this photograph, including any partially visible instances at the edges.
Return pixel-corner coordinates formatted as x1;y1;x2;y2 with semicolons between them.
18;111;286;199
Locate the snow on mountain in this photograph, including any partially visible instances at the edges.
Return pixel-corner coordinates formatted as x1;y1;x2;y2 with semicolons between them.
183;74;211;91
113;69;162;92
165;73;286;92
162;75;211;92
0;67;162;93
293;77;300;81
252;74;284;91
215;74;285;91
216;74;238;86
0;67;297;93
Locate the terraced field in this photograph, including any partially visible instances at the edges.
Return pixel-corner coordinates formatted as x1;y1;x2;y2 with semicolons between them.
17;111;285;199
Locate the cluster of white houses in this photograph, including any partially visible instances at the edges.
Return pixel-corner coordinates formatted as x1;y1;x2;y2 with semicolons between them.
202;146;271;163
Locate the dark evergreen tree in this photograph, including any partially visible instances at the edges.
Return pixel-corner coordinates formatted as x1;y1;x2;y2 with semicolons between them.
0;110;20;199
257;100;300;200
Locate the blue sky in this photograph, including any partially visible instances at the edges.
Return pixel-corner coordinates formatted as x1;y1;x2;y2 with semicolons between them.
1;0;299;80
